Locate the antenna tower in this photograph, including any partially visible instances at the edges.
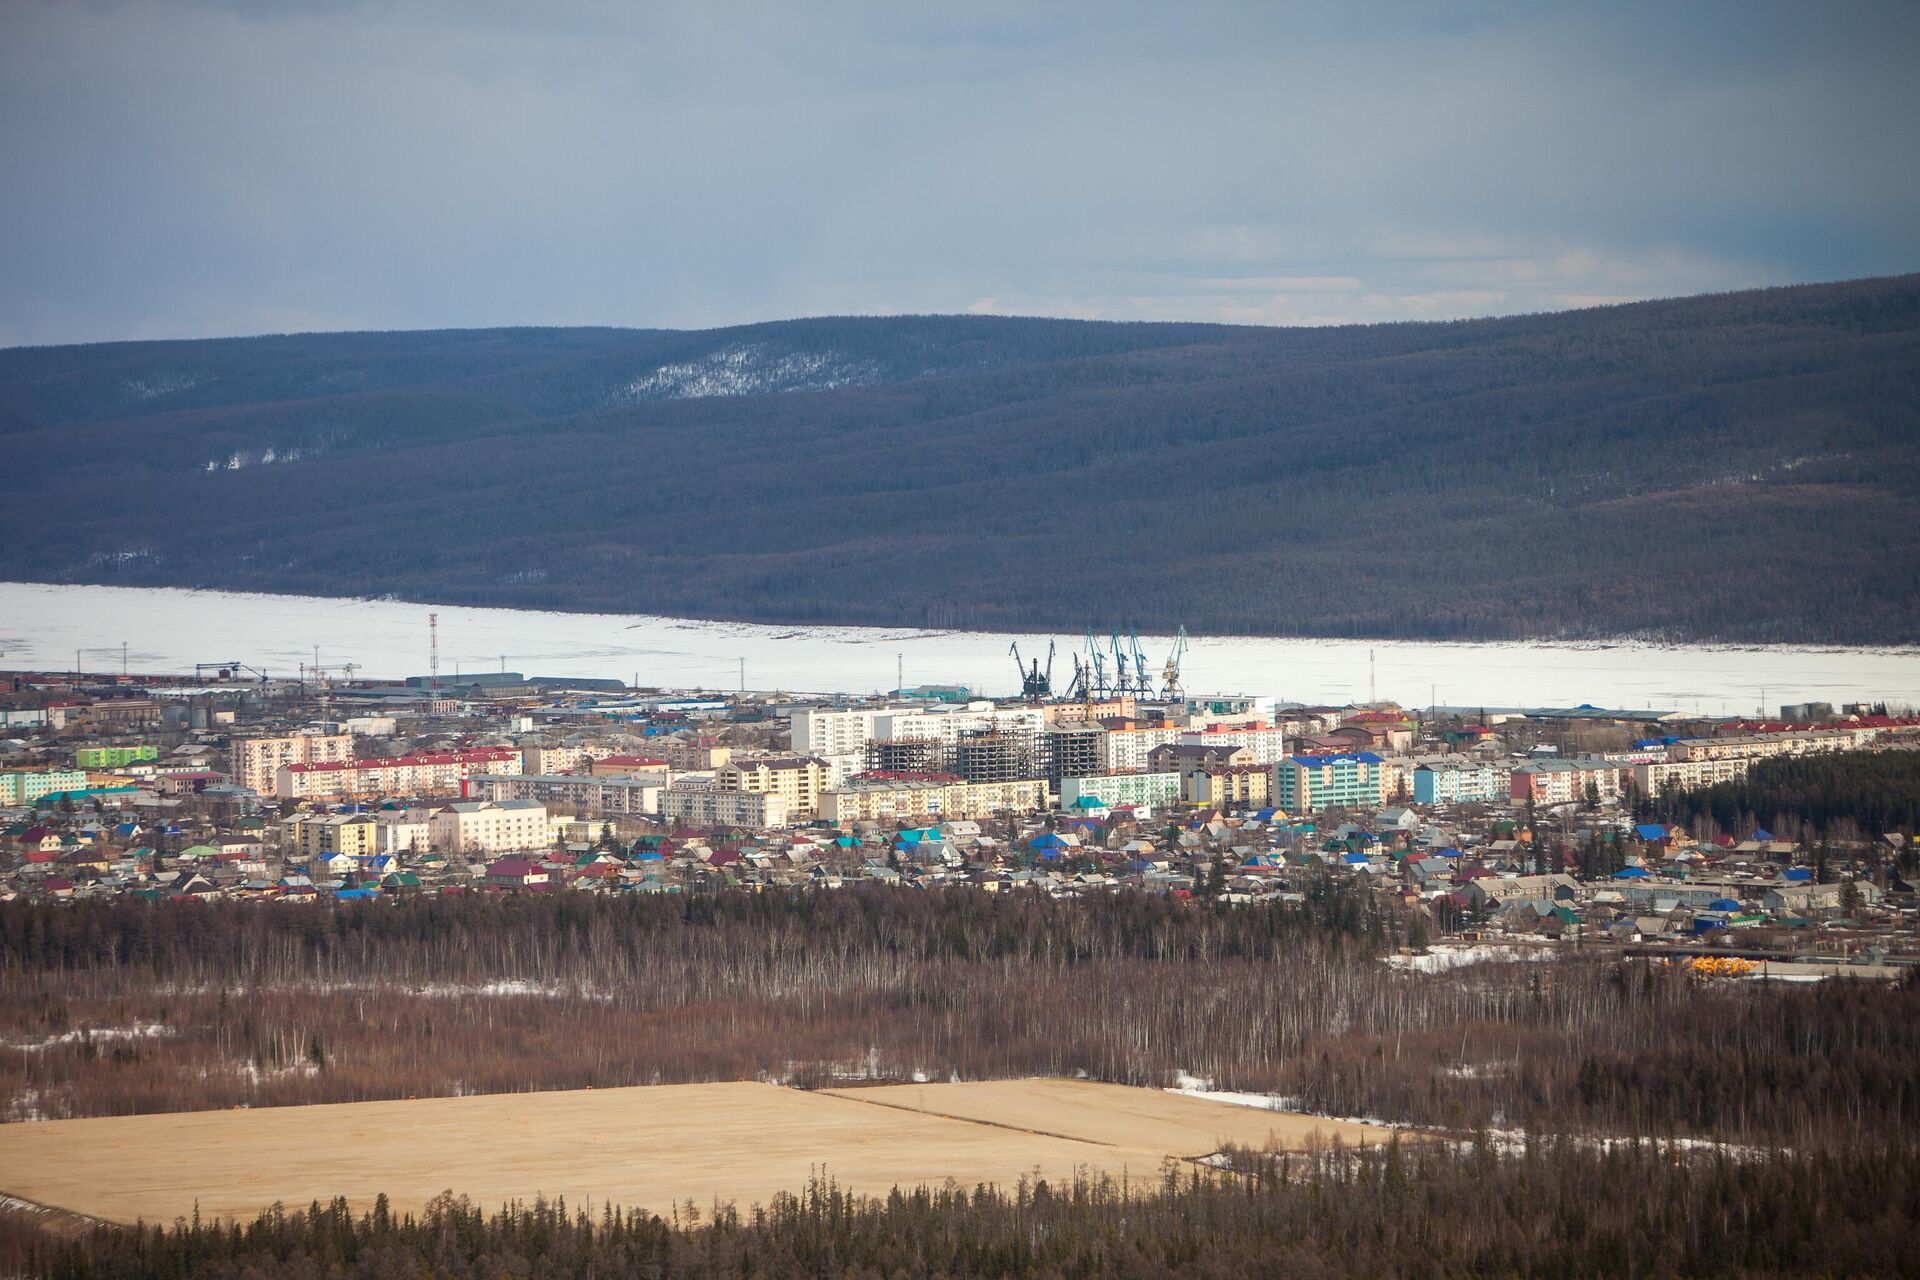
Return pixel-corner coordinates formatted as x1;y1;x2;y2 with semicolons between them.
1368;649;1376;705
429;612;440;691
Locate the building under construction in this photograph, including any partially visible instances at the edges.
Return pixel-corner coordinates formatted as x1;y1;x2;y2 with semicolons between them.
865;736;943;775
952;730;1035;785
1041;723;1103;787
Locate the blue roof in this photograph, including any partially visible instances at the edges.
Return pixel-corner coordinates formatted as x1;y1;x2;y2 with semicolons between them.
1752;828;1773;841
1288;752;1384;766
1342;852;1370;864
1708;898;1742;911
1029;833;1067;848
1634;823;1668;840
1435;847;1463;858
1783;867;1812;881
1612;867;1650;878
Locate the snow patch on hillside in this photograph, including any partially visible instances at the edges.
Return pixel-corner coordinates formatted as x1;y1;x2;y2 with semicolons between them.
617;344;883;400
121;373;208;401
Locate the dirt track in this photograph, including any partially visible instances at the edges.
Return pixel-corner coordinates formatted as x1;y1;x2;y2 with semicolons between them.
0;1079;1398;1224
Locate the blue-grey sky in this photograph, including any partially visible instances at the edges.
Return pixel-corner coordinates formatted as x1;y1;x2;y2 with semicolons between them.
3;0;1917;346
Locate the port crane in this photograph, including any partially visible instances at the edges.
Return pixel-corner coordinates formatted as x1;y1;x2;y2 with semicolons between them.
1009;641;1054;704
1159;626;1189;701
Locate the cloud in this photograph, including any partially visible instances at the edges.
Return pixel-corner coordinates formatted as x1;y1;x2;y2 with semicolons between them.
0;0;1915;344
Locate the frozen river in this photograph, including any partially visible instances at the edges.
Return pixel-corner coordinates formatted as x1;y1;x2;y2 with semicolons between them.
1;582;1915;714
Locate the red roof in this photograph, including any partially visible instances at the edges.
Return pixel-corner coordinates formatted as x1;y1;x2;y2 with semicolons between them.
288;748;517;774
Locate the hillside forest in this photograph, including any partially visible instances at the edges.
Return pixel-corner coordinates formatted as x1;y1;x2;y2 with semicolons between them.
2;276;1917;643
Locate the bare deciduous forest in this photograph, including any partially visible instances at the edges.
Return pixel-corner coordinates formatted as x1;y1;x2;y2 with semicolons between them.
6;1144;1918;1278
4;890;1914;1154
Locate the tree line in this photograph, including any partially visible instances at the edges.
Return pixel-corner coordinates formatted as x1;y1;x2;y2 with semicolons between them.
4;889;1917;1150
6;1140;1919;1278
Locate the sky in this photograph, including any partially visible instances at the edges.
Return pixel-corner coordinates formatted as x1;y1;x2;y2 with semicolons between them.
2;0;1917;347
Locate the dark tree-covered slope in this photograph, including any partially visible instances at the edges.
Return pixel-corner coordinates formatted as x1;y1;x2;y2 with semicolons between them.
2;277;1916;642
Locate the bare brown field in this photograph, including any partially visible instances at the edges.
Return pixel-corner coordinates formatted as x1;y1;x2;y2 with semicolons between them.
0;1079;1402;1225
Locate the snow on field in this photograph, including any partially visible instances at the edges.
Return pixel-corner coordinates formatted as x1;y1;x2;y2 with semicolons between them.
1385;945;1558;973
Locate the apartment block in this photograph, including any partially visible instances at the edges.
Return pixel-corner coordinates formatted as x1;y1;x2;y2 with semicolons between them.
818;777;1048;825
429;799;550;855
484;773;664;817
1509;759;1628;805
1059;771;1182;810
275;747;519;800
1635;757;1753;794
1272;753;1385;813
1413;761;1509;805
232;731;354;795
660;787;791;830
715;755;831;815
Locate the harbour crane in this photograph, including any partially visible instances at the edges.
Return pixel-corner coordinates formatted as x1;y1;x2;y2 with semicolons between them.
1009;641;1054;704
1084;627;1109;698
1129;628;1152;696
1159;626;1189;701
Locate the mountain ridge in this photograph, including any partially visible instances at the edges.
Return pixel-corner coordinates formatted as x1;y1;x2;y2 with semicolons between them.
2;275;1916;644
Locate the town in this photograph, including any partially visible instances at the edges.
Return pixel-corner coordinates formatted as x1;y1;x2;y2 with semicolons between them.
4;641;1915;976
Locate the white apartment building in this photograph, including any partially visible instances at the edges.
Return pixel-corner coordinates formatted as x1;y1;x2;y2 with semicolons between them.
1177;722;1288;765
520;743;621;775
428;799;549;855
1670;728;1877;762
232;730;354;795
660;787;791;830
1098;722;1185;773
485;773;664;817
1635;757;1753;794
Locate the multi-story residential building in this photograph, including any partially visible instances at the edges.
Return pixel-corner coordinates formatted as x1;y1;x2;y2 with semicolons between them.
654;735;733;771
1184;764;1272;808
787;706;885;786
484;773;664;817
74;746;158;769
1146;742;1256;773
287;812;380;861
1670;728;1875;762
520;744;622;775
660;787;792;830
274;747;519;800
1635;757;1753;794
818;777;1048;825
1176;721;1288;765
788;707;884;757
1509;760;1628;805
428;799;549;855
1096;721;1185;773
375;810;434;856
1413;761;1509;805
232;731;354;795
715;756;831;815
1272;753;1385;813
1059;771;1182;811
589;754;671;778
0;769;88;805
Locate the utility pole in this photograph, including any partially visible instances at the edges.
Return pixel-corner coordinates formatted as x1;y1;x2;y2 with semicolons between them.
897;653;904;696
122;641;128;678
739;657;745;694
1368;649;1376;706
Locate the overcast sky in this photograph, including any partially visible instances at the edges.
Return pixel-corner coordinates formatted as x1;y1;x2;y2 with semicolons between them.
3;0;1917;346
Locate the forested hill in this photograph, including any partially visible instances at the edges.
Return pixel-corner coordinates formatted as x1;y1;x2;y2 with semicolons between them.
2;276;1917;643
